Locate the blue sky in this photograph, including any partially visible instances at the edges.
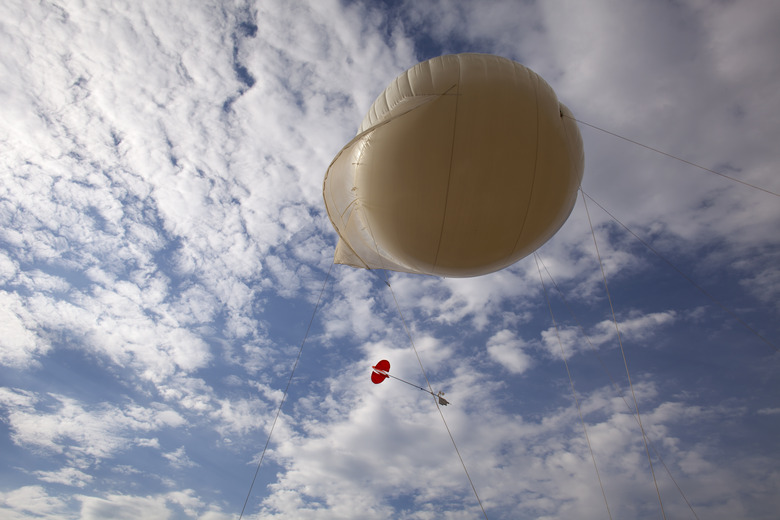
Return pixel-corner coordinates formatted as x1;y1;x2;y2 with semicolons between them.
1;0;779;518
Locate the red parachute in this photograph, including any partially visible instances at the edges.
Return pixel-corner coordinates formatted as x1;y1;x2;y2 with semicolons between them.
371;360;390;384
370;359;450;405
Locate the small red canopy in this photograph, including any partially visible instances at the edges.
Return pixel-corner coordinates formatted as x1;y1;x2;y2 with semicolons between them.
371;359;390;384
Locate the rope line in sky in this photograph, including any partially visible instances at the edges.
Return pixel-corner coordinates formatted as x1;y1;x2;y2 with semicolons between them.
380;370;444;398
383;271;490;520
582;191;668;520
238;261;335;520
581;190;777;352
535;255;701;519
534;253;613;520
568;116;780;198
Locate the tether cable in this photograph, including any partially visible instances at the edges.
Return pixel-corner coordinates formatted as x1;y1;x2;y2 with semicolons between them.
567;116;780;198
580;189;777;352
536;254;700;519
583;190;668;520
377;369;448;399
534;253;613;520
383;270;490;520
238;261;334;520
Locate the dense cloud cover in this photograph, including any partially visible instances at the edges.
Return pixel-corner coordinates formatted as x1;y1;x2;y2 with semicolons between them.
1;0;778;518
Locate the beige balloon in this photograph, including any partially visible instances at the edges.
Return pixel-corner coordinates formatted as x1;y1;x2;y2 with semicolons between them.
324;53;584;277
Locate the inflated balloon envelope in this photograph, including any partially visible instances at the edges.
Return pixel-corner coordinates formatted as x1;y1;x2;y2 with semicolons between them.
323;53;584;278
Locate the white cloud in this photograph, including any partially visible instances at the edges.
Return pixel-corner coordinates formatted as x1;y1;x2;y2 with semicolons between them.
34;467;94;488
0;486;71;520
0;293;50;368
0;389;184;466
321;268;388;341
163;446;197;469
78;493;172;520
165;490;206;518
538;311;676;362
0;252;18;283
210;396;270;438
135;437;161;449
539;325;582;360
592;311;677;345
486;329;533;374
390;266;540;331
156;376;215;413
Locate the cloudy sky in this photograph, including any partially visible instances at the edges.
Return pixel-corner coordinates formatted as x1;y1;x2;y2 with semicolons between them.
1;0;779;518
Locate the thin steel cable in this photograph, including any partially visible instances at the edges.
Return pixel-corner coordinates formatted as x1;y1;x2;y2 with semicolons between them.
567;116;779;197
383;271;490;520
537;255;700;519
582;190;668;520
238;261;334;520
377;369;445;398
581;190;777;352
534;253;613;520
